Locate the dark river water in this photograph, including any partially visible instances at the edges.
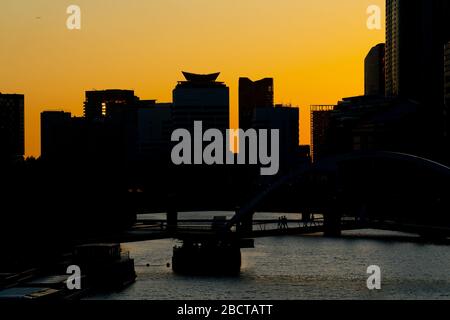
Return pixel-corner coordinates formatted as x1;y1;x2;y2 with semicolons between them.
89;212;450;300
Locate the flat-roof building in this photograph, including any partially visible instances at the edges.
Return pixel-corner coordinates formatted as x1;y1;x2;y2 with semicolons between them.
0;93;24;160
172;72;229;132
385;0;450;105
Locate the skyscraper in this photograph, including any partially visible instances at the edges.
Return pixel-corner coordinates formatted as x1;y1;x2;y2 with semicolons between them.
385;0;450;104
365;43;385;96
444;42;450;139
310;105;335;162
239;77;273;129
445;42;450;105
136;101;172;163
0;93;24;160
252;105;300;172
172;72;229;131
385;0;398;98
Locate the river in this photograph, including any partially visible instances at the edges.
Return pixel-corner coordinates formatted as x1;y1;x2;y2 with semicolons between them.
89;212;450;300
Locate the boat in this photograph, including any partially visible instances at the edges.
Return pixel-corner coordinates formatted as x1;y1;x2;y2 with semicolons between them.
73;243;136;290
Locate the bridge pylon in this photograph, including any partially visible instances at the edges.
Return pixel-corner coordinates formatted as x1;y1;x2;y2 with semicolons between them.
323;206;342;237
172;237;242;276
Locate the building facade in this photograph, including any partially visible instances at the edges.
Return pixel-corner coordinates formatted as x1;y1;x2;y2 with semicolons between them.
172;72;229;132
239;77;274;129
137;101;172;163
385;0;450;105
310;105;335;162
0;93;24;160
252;105;300;172
445;42;450;140
385;0;399;98
311;96;426;161
40;111;117;163
365;43;385;96
41;111;72;160
42;91;174;163
446;42;450;105
84;89;138;121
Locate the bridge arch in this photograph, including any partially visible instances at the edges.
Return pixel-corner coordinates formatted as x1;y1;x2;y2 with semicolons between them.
227;151;450;231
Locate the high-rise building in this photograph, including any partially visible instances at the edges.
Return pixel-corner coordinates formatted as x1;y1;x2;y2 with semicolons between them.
311;96;426;161
172;72;229;131
385;0;450;104
41;111;72;160
446;42;450;104
0;93;24;160
43;91;173;163
444;42;450;139
385;0;398;98
252;105;299;172
239;78;274;129
310;105;335;162
84;89;138;120
136;101;172;163
365;43;385;96
83;89;142;161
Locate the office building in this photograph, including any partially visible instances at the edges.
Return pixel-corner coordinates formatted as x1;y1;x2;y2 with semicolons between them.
252;105;299;172
385;0;450;104
446;42;450;105
444;42;450;139
83;89;143;161
41;111;72;160
310;105;335;162
41;111;114;162
365;43;385;96
42;92;173;163
136;101;173;163
172;72;229;132
84;89;138;120
239;77;274;129
311;96;424;161
385;0;398;98
0;93;24;160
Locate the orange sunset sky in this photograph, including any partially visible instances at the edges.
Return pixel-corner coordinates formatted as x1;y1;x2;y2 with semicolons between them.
0;0;385;157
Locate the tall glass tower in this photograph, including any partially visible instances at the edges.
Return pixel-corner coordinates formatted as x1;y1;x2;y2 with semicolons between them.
385;0;450;105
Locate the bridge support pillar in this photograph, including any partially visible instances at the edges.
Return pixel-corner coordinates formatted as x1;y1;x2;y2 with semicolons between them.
302;211;312;223
323;211;342;237
237;213;254;235
172;240;241;276
167;209;178;234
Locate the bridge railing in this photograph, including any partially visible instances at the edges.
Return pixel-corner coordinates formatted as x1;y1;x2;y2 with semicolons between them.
134;216;361;235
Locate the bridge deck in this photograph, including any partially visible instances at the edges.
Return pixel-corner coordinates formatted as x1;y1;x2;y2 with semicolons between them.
106;218;364;243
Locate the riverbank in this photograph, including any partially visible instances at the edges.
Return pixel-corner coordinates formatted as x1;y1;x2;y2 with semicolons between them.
0;244;136;301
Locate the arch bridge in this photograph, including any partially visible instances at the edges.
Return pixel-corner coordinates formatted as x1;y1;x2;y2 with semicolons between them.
145;151;450;275
225;151;450;238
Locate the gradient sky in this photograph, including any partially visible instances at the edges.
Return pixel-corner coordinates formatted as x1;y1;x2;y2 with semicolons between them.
0;0;385;157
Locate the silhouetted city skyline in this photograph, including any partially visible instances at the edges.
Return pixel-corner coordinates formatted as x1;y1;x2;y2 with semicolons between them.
1;0;390;158
311;0;450;163
2;0;450;304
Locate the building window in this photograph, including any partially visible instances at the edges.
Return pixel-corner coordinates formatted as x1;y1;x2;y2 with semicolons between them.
101;102;107;116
